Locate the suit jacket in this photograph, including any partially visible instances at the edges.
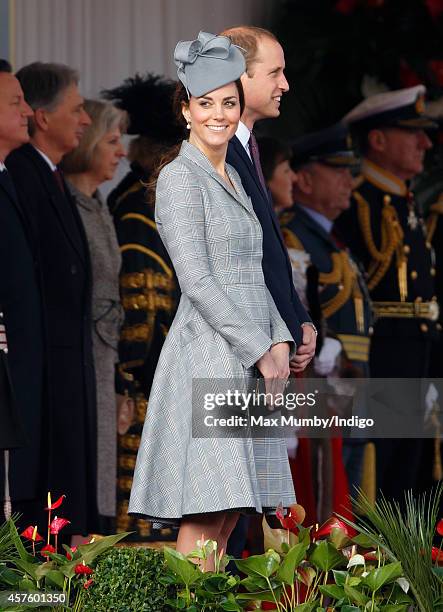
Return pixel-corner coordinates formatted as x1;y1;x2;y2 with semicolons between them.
0;168;42;480
6;144;98;532
227;135;310;346
282;205;372;368
128;140;296;520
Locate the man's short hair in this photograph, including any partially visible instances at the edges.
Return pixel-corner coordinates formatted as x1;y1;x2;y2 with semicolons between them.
219;26;277;75
0;59;12;73
61;99;127;174
16;62;79;136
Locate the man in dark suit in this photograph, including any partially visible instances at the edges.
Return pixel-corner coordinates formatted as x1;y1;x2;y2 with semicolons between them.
221;26;317;376
0;63;43;520
220;26;316;559
6;62;98;536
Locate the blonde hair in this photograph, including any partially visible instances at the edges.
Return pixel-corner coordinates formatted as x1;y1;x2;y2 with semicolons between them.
219;26;277;75
61;99;128;174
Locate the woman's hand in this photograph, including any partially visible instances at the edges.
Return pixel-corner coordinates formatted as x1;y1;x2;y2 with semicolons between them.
255;350;281;408
269;342;290;380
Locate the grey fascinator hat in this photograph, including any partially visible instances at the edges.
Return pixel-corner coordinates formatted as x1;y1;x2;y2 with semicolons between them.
174;31;246;98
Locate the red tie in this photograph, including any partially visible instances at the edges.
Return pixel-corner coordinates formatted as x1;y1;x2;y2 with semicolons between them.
249;132;268;195
53;168;65;194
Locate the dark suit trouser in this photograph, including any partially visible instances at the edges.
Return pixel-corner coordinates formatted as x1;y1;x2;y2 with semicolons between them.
369;334;431;505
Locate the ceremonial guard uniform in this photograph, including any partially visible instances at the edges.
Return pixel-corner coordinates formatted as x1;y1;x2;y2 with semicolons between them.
335;86;439;501
104;75;183;539
281;124;372;513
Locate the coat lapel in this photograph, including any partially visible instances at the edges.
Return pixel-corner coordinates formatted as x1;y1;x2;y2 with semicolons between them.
295;205;339;251
230;135;269;201
23;145;86;263
180;140;254;216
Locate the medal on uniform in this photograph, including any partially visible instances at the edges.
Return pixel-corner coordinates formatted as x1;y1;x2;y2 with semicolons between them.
407;192;418;230
407;207;418;230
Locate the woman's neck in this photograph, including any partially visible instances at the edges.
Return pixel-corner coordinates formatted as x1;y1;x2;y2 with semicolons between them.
66;172;100;198
188;135;228;177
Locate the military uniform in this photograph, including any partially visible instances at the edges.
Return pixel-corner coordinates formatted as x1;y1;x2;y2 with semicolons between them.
334;83;439;501
108;169;180;540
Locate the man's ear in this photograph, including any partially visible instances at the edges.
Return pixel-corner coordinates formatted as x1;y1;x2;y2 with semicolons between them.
33;108;50;133
367;128;386;153
296;168;314;195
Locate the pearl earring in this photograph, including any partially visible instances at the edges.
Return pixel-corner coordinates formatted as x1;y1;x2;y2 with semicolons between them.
186;121;191;130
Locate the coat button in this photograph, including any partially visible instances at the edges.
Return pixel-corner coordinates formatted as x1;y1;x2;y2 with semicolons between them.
430;268;436;276
420;323;428;333
71;264;77;274
410;270;418;280
403;244;410;254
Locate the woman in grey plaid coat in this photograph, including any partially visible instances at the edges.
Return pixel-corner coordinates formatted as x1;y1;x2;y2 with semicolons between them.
128;31;296;559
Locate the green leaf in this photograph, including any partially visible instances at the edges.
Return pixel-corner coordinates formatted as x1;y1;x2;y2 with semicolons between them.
276;542;308;585
333;569;348;586
340;607;362;612
13;558;38;581
236;589;281;602
44;569;65;589
309;540;346;572
432;566;443;579
262;515;297;553
0;565;21;587
235;550;280;578
7;520;34;563
352;533;376;548
61;531;130;578
319;583;346;600
240;575;269;591
329;526;351;549
362;561;403;593
344;583;370;607
379;605;409;611
163;547;201;587
294;602;319;611
220;592;243;611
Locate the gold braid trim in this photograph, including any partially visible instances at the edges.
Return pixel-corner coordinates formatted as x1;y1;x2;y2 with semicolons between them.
319;252;362;320
426;196;443;243
354;191;404;291
281;227;305;251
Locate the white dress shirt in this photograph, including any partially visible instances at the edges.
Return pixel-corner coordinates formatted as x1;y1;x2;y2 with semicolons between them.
235;121;252;161
32;146;57;171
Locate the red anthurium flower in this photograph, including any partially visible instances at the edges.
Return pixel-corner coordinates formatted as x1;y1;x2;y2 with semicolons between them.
363;551;378;561
431;546;443;565
74;563;93;576
45;493;65;511
66;546;78;561
436;519;443;536
276;503;306;534
50;516;70;535
83;578;94;589
313;516;352;540
41;544;56;557
21;525;44;542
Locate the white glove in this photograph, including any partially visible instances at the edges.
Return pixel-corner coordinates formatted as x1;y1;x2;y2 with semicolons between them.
314;337;342;376
424;383;439;422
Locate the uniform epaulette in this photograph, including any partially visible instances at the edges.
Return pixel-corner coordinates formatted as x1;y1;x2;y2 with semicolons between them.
281;227;305;252
279;211;295;228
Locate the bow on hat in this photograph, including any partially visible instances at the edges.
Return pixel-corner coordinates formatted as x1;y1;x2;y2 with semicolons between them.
174;31;232;91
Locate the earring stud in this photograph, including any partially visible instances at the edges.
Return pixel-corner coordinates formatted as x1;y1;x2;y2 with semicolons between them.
186;121;191;130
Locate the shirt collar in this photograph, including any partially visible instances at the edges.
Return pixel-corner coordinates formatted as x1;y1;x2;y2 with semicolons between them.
298;204;334;234
32;145;57;171
362;158;408;197
0;162;6;172
235;121;252;160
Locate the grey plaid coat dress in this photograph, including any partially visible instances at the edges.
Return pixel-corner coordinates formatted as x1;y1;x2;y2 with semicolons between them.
128;141;296;522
